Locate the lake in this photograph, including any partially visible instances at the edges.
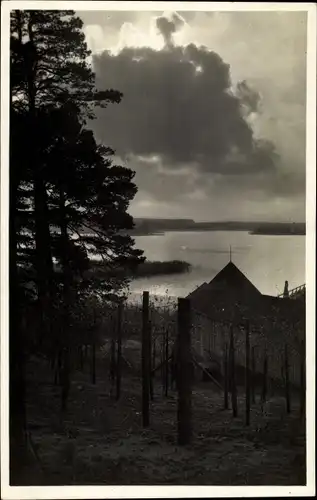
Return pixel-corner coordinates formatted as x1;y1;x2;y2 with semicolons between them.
129;231;305;298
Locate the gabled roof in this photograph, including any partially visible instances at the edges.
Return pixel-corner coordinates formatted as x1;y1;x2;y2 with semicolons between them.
187;262;262;320
188;262;261;301
187;262;304;325
207;261;261;296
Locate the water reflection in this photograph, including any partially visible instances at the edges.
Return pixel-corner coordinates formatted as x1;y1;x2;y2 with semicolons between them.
130;231;305;298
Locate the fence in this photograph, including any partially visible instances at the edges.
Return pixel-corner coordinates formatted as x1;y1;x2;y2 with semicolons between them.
44;290;305;444
190;307;303;388
93;291;304;393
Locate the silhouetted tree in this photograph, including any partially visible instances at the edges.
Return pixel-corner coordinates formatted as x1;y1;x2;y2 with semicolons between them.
9;9;143;459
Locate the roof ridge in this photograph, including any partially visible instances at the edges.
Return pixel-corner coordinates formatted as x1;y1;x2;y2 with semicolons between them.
205;261;261;295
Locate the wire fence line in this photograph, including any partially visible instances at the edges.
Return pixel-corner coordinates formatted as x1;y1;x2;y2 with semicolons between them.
32;290;304;440
190;307;303;387
91;291;304;390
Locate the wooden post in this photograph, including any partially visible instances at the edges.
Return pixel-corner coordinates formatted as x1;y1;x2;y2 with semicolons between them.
161;331;165;396
110;338;116;384
284;344;291;414
91;307;97;385
208;329;212;355
152;332;156;370
262;352;268;404
245;321;250;426
116;303;123;401
91;342;96;384
229;325;238;418
152;331;156;391
251;346;256;404
79;345;84;371
54;347;62;385
177;298;192;445
142;291;150;427
165;327;169;397
223;342;229;410
149;321;154;401
61;347;70;412
300;339;305;419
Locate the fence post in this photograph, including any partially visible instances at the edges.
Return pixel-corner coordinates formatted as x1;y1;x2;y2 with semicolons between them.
165;327;169;397
78;345;84;371
262;352;268;405
245;321;251;426
116;303;123;401
284;344;291;414
300;339;305;419
109;313;116;394
223;342;229;410
177;297;192;445
251;346;256;404
229;324;238;418
161;331;165;396
60;346;70;412
149;321;153;401
142;291;150;427
91;307;97;385
91;342;96;385
152;332;156;371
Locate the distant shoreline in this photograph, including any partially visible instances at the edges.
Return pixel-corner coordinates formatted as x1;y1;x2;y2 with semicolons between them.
89;259;192;279
126;227;306;237
79;220;306;238
129;229;306;237
249;230;305;236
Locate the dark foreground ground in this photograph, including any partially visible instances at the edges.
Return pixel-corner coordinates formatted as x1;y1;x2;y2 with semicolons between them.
11;346;306;486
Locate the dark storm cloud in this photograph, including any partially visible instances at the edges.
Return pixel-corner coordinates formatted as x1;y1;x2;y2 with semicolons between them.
93;40;278;177
124;154;198;202
236;80;262;115
156;12;185;47
126;153;304;208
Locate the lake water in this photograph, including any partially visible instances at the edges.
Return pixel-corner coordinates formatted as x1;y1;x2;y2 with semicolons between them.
129;231;305;298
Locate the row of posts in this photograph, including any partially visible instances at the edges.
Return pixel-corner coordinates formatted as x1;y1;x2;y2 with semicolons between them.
77;292;305;446
223;323;264;422
142;292;305;445
142;292;192;444
223;322;305;423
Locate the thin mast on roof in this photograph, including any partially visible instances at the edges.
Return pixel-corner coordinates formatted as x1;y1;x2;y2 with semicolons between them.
229;245;232;262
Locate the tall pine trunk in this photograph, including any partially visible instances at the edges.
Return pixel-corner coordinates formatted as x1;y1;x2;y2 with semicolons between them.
34;175;54;342
58;186;72;413
9;174;27;473
26;14;54;348
116;304;122;400
9;15;27;470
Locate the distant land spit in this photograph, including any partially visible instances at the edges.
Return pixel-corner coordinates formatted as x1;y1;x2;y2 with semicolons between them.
126;218;306;236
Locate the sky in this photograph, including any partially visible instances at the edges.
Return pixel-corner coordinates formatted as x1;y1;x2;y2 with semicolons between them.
78;10;307;222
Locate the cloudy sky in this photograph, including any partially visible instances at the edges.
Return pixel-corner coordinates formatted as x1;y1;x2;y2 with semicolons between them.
78;10;307;222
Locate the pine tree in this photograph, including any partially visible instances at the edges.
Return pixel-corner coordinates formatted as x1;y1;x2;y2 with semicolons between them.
10;10;122;324
10;9;143;455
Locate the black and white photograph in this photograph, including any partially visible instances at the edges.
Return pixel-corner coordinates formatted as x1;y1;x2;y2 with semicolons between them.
1;1;315;498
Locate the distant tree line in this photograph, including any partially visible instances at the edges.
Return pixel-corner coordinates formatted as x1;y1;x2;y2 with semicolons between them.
90;259;191;279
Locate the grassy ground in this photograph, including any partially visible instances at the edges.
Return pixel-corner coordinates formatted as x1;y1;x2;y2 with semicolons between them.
11;346;306;486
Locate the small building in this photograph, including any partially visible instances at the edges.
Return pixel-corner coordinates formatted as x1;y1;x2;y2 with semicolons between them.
185;261;305;388
187;260;304;326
